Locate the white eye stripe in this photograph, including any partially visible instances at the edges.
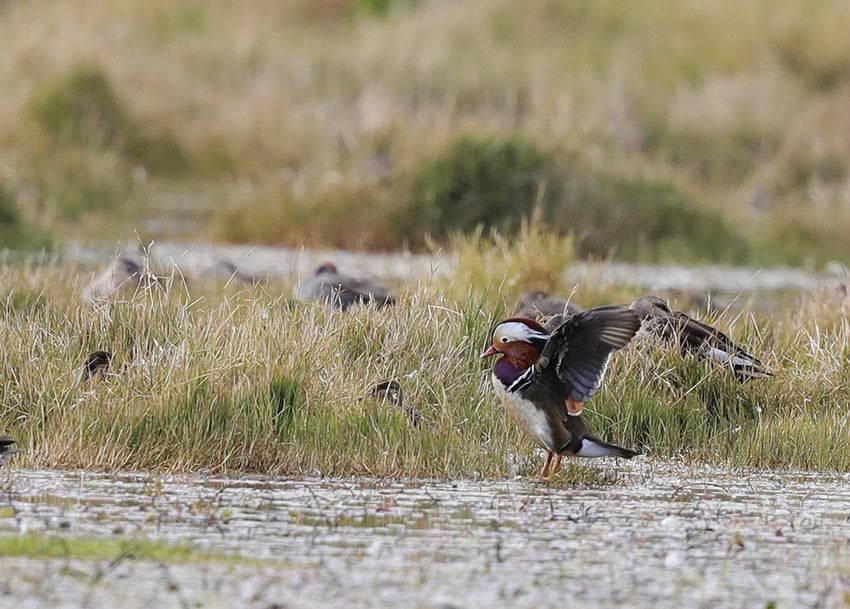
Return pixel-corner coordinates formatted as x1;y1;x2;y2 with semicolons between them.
494;321;549;343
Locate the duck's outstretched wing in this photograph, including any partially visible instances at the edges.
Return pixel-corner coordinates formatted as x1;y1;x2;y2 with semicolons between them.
671;312;770;380
535;305;640;402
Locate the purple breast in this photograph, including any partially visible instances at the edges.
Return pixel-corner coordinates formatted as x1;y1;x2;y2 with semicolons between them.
493;357;527;387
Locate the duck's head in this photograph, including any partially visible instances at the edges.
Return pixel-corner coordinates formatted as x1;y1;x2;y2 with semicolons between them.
481;317;549;369
314;262;339;276
630;295;672;321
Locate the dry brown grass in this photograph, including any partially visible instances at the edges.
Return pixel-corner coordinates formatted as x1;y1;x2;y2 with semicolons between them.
1;234;850;476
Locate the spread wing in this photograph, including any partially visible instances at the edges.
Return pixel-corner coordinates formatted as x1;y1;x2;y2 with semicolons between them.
671;312;770;379
535;305;640;402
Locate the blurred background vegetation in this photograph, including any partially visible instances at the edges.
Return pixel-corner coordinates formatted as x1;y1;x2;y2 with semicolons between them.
1;0;848;266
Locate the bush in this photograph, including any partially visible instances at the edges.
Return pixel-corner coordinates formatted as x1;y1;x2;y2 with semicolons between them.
29;66;188;176
405;135;747;262
409;136;559;239
354;0;417;17
551;169;750;262
30;68;128;148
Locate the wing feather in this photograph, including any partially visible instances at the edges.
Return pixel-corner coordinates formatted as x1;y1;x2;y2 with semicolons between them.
536;305;639;403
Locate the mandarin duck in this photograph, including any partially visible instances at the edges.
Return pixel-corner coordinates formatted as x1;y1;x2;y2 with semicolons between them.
630;296;770;381
481;306;640;477
200;259;261;285
298;263;395;310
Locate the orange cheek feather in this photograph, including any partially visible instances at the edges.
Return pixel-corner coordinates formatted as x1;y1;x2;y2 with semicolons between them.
503;343;540;369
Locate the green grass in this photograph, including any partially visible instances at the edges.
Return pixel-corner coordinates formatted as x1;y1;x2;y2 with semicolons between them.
1;235;850;476
0;1;848;262
0;533;220;563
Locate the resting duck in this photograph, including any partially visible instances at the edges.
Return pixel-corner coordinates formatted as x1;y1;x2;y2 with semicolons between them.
82;257;165;303
630;295;770;381
513;291;584;332
298;263;395;310
368;379;422;428
81;350;113;381
481;307;640;477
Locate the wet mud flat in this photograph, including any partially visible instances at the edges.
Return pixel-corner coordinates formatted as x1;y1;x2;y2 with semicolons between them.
0;462;849;609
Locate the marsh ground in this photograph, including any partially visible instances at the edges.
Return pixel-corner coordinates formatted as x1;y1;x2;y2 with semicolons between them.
2;241;850;608
1;464;850;608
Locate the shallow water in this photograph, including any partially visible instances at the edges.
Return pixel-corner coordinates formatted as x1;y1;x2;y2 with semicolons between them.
1;462;849;609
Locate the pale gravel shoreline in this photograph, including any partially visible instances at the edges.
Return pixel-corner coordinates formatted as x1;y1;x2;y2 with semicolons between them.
49;241;840;293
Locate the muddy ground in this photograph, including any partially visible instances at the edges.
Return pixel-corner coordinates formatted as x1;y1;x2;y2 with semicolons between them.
1;462;848;609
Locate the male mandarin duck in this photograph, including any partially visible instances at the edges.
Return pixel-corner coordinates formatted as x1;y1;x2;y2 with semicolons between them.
298;262;395;310
481;306;641;477
630;296;770;381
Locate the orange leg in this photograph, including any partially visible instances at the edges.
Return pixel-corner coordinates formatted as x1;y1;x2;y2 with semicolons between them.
539;451;553;479
551;453;563;475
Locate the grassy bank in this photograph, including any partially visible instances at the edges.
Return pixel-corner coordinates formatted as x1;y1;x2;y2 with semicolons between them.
1;238;849;476
0;1;848;263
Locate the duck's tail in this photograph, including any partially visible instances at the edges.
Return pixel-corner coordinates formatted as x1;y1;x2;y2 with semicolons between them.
575;436;639;459
707;347;772;381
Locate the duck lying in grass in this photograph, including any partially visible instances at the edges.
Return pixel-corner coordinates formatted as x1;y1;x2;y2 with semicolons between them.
82;257;165;303
81;350;113;381
630;295;771;381
481;307;640;478
514;290;583;317
298;262;395;310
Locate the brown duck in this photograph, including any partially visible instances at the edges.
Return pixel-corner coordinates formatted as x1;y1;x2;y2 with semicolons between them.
513;291;584;332
298;263;395;310
630;295;770;381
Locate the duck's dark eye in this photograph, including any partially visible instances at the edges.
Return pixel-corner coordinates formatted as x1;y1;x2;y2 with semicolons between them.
500;337;509;343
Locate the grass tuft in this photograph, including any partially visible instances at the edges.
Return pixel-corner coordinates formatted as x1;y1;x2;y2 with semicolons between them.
0;186;53;251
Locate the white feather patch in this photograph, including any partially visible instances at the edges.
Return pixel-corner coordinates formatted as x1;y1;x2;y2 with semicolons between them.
708;347;759;370
492;374;554;451
576;438;617;458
